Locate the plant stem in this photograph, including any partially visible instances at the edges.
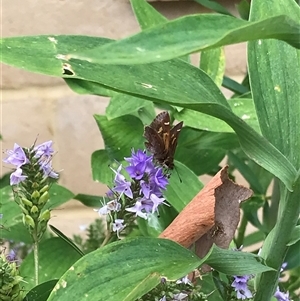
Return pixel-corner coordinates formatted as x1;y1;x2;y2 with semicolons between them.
254;178;300;300
100;230;112;248
33;238;39;286
235;213;247;247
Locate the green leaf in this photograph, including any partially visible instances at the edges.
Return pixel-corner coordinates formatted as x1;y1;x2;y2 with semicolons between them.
241;196;266;232
285;240;300;269
20;237;82;291
44;184;75;210
74;193;103;208
243;230;265;247
200;47;225;87
46;237;200;301
222;76;250;95
49;224;85;256
206;245;274;275
228;151;264;194
0;184;73;242
94;114;144;161
236;0;251;20
91;149;114;185
106;93;155;121
67;14;300;64
64;78;116;97
227;98;260;134
0;35;296;189
195;0;233;15
175;109;232;133
165;161;203;212
175;127;239;175
287;225;300;246
46;237;272;301
0;172;10;189
131;0;167;30
23;279;58;301
248;0;300;170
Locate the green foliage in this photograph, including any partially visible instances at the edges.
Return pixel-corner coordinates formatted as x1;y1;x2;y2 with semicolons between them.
1;0;299;300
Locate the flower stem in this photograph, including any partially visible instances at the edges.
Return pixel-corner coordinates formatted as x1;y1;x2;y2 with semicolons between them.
235;213;247;248
33;227;39;286
100;230;112;248
254;178;300;300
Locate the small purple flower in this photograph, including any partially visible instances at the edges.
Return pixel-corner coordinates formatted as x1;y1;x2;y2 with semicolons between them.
40;160;59;179
6;249;17;262
3;143;29;168
126;200;148;219
176;275;192;285
111;165;133;199
112;219;125;238
173;292;188;300
274;287;290;301
10;168;27;185
152;167;169;189
231;275;253;300
96;199;121;215
280;262;287;273
34;140;54;158
149;193;166;214
125;149;156;178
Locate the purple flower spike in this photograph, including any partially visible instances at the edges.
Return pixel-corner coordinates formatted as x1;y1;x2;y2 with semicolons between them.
231;275;253;300
34;140;54;158
10;168;27;185
3;143;29;168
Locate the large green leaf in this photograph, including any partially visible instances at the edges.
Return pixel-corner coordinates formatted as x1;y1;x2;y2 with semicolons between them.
248;0;300;170
94;114;145;161
175;127;238;175
20;237;82;291
164;161;203;212
23;280;58;301
106;93;155;122
200;47;225;87
46;237;272;301
67;14;300;64
0;35;297;189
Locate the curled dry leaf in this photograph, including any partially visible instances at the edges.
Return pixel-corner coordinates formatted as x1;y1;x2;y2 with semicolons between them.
159;166;253;260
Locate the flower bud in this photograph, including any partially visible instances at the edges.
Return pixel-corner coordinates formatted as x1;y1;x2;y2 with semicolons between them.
39;185;49;194
0;254;23;301
21;198;33;208
31;190;40;200
19;205;29;215
30;205;39;218
38;191;49;207
24;215;35;228
39;209;51;223
32;182;40;189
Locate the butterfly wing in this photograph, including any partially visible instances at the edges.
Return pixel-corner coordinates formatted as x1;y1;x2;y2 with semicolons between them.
168;121;183;159
144;126;166;160
144;111;183;169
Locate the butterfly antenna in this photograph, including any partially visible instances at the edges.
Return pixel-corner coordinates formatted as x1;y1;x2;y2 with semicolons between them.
174;166;182;183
